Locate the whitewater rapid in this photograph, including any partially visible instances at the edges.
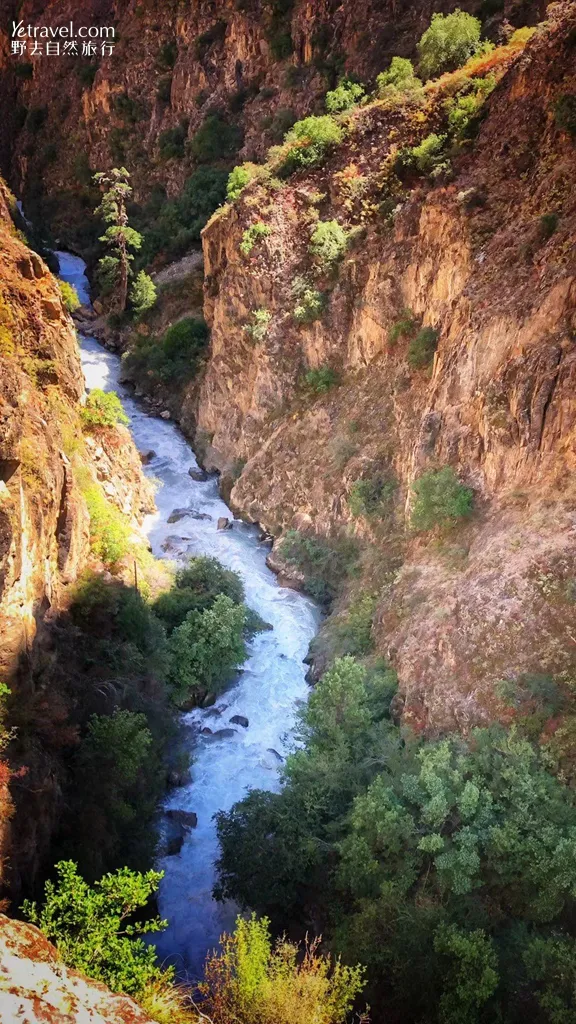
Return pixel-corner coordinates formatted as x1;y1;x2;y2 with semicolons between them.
57;252;320;977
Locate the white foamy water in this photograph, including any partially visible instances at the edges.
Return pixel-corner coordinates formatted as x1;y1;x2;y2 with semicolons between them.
56;252;320;977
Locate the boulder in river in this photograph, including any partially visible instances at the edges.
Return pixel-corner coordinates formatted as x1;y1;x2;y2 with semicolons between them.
230;715;249;729
217;517;233;530
166;809;198;829
140;449;156;464
208;728;237;740
267;748;284;762
168;507;211;524
200;727;213;735
167;769;190;788
165;835;184;857
160;410;171;419
189;467;208;482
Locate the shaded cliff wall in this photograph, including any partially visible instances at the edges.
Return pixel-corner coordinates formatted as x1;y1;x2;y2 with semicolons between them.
192;4;576;731
0;179;155;895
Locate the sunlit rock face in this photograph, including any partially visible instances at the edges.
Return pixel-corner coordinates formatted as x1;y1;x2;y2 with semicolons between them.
191;4;576;732
0;915;155;1024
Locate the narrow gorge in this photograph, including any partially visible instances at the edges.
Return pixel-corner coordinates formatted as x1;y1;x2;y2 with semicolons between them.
1;0;576;1021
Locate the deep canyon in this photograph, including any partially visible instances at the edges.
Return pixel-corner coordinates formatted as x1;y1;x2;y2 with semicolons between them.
1;0;576;1020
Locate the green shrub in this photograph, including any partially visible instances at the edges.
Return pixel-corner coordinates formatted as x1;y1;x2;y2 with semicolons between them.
23;861;169;996
157;40;177;70
279;529;358;604
309;219;348;272
411;466;473;531
446;75;496;141
156;75;172;104
227;163;260;201
14;61;34;79
348;473;396;518
277;115;343;175
332;593;377;656
81;389;129;429
240;221;271;256
554;94;576;138
25;106;47;133
124;317;208;388
201;914;365;1023
417;9;484;79
325;77;365;113
58;279;81;313
76;62;98;87
244;308;272;342
158;122;188;160
400;133;450;177
407;326;439;368
137;167;227;264
114;92;145;124
80;480;132;565
167;593;247;703
129;270;157;317
304;366;339;394
154;555;244;634
188;114;243;163
292;276;328;323
539;212;559;240
376;57;424;104
389;307;418;344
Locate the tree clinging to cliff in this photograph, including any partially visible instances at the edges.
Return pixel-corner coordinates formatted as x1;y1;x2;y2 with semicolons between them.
94;167;155;315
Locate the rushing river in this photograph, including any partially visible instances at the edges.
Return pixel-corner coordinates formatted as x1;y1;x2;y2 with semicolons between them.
56;252;320;977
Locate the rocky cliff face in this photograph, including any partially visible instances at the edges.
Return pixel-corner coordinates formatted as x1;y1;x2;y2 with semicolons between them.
0;178;155;894
192;3;576;732
0;915;156;1024
0;0;543;243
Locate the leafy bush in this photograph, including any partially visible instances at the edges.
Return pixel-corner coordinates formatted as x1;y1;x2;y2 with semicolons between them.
417;10;484;79
167;593;247;703
348;473;396;518
124;317;208;388
309;219;348;272
23;861;169;996
137;167;227;264
539;212;559;240
240;221;271;256
80;479;132;565
244;308;272;342
154;555;244;634
58;279;81;313
446;75;496;141
276;115;343;176
195;20;227;58
201;914;365;1024
215;654;576;1021
227;162;262;201
188;114;243;163
25;106;47;133
157;40;177;70
376;57;424;104
554;94;576;138
389;307;418;344
407;326;439;368
325;77;365;113
77;62;98;87
331;594;377;657
81;389;129;429
129;270;156;316
304;366;339;394
292;276;328;323
0;294;15;356
411;466;473;531
158;122;188;160
279;529;358;604
400;133;450;177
